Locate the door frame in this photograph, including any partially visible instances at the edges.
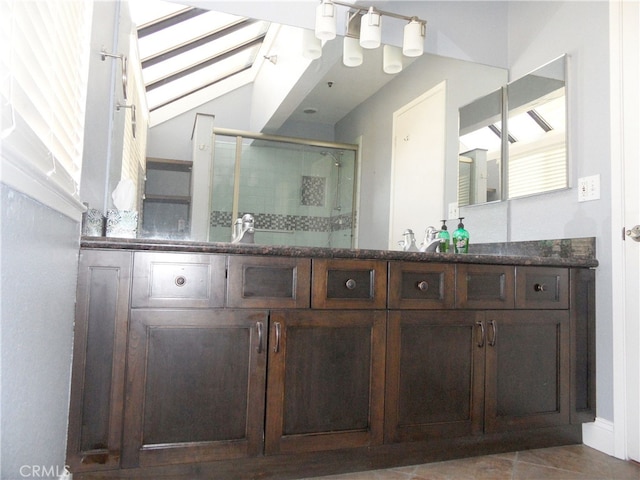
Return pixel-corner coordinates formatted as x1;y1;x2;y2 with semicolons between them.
607;0;640;462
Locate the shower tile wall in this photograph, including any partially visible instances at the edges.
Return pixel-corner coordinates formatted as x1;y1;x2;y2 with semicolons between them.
209;140;353;248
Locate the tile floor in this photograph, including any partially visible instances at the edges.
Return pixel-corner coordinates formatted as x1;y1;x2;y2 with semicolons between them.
302;445;640;479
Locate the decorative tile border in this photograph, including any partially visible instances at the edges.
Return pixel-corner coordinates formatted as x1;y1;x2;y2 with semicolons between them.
210;210;352;233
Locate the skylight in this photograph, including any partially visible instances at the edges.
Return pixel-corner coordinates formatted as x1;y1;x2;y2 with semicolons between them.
130;0;271;123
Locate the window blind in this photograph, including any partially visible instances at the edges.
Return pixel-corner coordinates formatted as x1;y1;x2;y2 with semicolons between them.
1;0;92;204
508;137;567;198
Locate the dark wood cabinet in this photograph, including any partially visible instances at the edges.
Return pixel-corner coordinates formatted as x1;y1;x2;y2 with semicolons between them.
67;250;132;472
386;264;573;443
388;262;455;309
484;310;570;433
227;255;311;308
312;258;387;309
456;264;515;309
385;310;485;442
132;252;226;308
68;247;595;479
265;310;386;454
121;309;268;468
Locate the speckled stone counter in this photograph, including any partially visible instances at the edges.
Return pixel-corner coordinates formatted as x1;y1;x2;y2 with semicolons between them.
81;236;597;268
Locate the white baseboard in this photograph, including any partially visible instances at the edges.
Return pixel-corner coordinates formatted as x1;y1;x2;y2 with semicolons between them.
582;418;616;456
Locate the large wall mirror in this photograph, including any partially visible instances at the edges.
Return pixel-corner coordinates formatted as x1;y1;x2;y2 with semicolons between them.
458;55;567;207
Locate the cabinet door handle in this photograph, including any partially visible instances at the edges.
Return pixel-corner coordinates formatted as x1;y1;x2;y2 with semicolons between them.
345;278;357;290
274;322;281;353
476;321;485;348
257;322;264;354
488;320;497;346
417;281;429;291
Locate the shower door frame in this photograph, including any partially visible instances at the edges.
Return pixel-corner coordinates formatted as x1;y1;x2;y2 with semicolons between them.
211;128;359;247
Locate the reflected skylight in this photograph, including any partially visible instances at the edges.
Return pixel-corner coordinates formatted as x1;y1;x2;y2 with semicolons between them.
459;92;565;156
130;0;271;117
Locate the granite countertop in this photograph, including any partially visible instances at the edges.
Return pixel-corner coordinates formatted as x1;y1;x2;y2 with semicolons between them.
80;236;598;268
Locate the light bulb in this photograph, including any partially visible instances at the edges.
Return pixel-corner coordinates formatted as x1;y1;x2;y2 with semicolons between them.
403;19;425;57
360;7;381;49
315;0;336;40
303;29;322;60
383;45;402;74
343;36;363;67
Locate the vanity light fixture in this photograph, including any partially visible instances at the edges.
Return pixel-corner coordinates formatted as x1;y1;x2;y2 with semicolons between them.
303;28;322;60
315;0;337;40
313;0;426;72
383;45;403;74
359;6;381;49
403;18;426;57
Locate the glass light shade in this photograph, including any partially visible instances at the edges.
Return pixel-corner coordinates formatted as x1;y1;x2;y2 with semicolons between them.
403;19;425;57
360;7;381;49
343;36;363;67
302;29;322;60
315;0;336;40
383;45;403;74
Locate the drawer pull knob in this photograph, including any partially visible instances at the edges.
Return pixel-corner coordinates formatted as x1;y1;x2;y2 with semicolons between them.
417;281;429;291
534;283;547;292
345;278;357;290
175;275;187;287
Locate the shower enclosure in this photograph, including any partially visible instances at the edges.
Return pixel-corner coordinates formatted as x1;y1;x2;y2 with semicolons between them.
207;128;358;248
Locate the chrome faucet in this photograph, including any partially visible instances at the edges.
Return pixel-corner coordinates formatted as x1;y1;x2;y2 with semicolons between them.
398;229;419;251
231;213;255;244
419;226;441;252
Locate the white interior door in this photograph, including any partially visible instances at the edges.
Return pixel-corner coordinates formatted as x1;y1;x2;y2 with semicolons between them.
609;0;640;462
621;0;640;463
389;82;446;249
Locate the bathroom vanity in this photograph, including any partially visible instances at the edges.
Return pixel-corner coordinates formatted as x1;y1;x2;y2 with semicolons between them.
67;238;596;480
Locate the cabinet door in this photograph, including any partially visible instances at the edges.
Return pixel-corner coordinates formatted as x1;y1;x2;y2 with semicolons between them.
385;311;485;442
67;250;132;472
122;309;267;468
265;310;386;454
484;310;570;433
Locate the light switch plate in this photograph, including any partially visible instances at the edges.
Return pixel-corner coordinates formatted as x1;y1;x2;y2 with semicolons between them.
448;202;459;220
578;174;600;202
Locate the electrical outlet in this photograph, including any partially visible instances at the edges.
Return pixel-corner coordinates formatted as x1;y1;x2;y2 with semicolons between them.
448;202;459;220
578;174;601;202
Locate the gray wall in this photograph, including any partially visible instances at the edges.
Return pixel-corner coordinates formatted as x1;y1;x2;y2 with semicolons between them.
0;186;79;479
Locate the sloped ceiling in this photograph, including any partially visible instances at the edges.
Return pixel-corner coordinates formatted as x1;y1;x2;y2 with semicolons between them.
149;1;509;129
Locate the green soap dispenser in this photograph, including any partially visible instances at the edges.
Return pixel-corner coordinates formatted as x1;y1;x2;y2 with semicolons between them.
438;220;450;253
453;217;470;253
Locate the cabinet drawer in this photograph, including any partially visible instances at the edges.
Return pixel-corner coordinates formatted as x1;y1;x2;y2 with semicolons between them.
227;256;310;308
132;252;225;308
388;262;455;309
516;267;568;309
312;259;387;309
456;265;515;309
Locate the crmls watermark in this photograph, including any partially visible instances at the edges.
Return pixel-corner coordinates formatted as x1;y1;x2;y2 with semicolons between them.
19;464;71;478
